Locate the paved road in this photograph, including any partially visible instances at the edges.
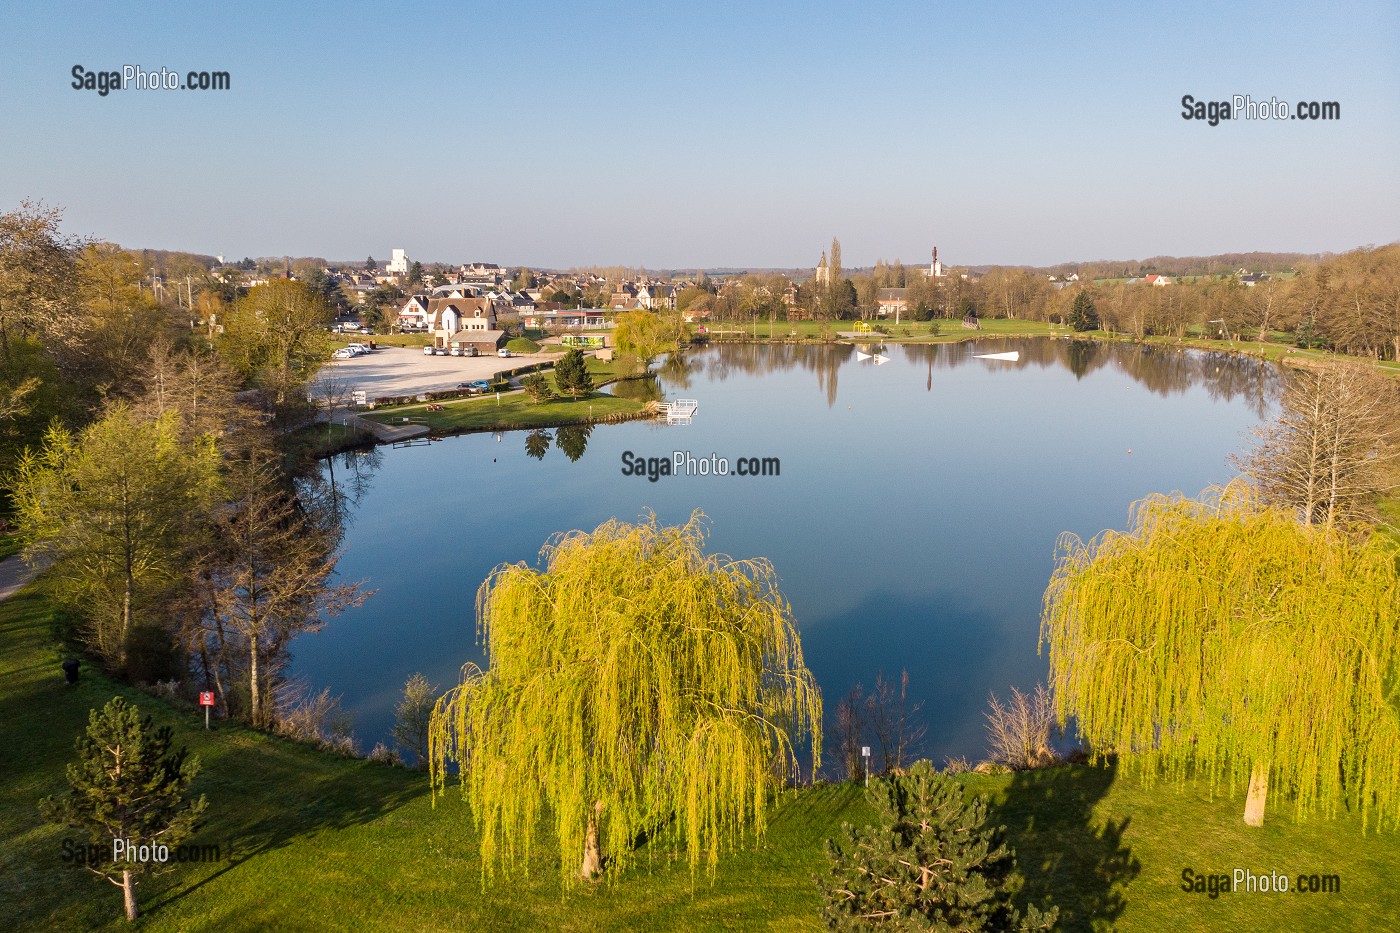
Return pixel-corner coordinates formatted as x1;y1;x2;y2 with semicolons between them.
0;555;40;601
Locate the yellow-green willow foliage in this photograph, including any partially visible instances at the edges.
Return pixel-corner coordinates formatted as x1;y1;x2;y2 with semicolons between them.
1041;483;1400;830
430;511;822;888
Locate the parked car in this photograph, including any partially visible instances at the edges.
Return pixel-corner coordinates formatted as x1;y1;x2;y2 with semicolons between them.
333;348;355;360
449;346;465;357
423;345;437;355
497;348;512;358
457;380;491;394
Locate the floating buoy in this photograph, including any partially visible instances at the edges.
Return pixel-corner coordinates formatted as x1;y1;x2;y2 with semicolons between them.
1127;449;1133;454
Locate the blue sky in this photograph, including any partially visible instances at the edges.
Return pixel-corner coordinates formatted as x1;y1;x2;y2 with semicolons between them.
3;0;1396;268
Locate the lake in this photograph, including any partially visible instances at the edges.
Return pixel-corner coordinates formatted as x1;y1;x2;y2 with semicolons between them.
292;338;1279;767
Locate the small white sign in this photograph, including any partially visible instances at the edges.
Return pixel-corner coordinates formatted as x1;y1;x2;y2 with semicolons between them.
351;390;367;406
861;746;870;757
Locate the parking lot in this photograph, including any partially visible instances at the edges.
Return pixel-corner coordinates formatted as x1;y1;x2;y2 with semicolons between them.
312;346;551;400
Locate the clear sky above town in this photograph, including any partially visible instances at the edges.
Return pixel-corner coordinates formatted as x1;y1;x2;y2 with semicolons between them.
3;0;1397;268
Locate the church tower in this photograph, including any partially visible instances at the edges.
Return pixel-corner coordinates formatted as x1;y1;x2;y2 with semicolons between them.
816;251;830;287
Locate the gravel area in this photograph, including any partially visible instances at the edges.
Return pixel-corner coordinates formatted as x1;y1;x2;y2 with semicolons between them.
311;346;549;399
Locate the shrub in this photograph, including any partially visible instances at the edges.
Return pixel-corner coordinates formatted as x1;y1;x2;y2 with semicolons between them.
368;742;403;766
274;681;358;755
943;756;972;774
984;684;1058;771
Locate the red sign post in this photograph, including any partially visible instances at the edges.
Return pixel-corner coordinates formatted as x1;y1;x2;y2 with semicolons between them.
199;691;215;729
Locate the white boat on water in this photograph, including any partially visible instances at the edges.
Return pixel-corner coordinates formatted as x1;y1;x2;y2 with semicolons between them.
973;350;1020;361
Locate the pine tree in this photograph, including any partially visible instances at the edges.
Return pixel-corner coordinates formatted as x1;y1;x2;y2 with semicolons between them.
553;348;594;398
523;371;554;404
818;761;1055;931
1068;291;1100;331
39;697;207;922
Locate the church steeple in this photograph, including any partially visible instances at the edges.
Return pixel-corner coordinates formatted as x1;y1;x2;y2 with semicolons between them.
816;250;829;286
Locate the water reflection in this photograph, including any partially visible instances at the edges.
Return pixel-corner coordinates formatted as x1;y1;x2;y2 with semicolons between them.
297;446;384;542
701;343;854;407
524;428;551;460
523;424;593;462
556;424;592;462
668;339;1279;416
656;351;703;391
608;375;665;403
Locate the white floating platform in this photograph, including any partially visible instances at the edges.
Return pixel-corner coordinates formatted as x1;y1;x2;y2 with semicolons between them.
973;350;1020;361
658;398;698;424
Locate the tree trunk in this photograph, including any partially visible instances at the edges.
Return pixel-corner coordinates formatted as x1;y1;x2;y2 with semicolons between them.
120;572;133;666
249;638;261;728
1244;763;1269;827
580;800;604;881
122;869;138;921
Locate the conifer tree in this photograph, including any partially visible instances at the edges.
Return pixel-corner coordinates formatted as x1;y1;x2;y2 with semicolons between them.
522;370;554;404
1068;291;1100;331
39;697;207;922
819;761;1055;931
553;348;594;397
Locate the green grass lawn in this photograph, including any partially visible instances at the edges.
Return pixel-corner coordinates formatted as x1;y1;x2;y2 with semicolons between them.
506;337;542;353
363;390;644;434
4;585;1397;931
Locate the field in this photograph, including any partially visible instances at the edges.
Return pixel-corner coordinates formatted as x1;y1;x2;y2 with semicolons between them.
4;585;1397;932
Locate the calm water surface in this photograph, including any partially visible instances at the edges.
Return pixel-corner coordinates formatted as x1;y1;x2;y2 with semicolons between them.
293;338;1278;765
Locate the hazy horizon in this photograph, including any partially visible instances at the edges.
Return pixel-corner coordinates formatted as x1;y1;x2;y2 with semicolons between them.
4;0;1397;268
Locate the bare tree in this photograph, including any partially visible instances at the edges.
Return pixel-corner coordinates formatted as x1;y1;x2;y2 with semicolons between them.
865;670;926;774
984;684;1057;771
201;444;370;728
830;684;865;782
1233;362;1400;529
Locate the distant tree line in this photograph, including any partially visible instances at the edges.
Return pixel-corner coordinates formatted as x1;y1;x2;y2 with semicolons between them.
694;243;1400;361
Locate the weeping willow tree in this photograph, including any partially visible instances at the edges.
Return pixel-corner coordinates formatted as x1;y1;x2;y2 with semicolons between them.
1041;483;1400;830
429;511;822;888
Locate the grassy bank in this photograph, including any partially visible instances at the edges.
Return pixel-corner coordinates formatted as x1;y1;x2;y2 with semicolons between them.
3;584;1397;931
283;420;374;462
358;354;646;435
363;391;644;435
